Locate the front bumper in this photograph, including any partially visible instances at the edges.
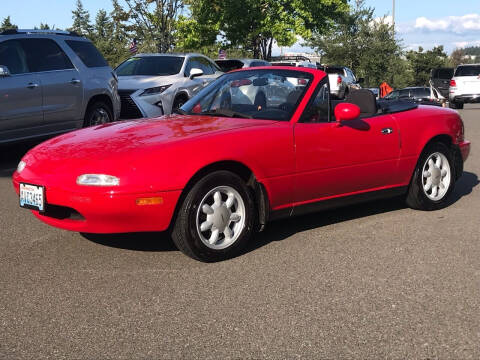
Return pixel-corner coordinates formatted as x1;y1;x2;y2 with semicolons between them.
13;174;181;234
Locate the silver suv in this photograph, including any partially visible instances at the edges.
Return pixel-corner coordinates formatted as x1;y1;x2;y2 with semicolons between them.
115;53;223;119
449;64;480;109
0;29;120;143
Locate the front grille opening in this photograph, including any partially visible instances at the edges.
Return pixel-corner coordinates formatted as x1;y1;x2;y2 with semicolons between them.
43;204;85;221
119;90;143;119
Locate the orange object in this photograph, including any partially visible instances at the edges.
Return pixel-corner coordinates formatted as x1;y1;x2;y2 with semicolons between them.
379;82;393;98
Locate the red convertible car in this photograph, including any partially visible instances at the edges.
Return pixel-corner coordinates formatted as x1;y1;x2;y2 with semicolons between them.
13;67;471;261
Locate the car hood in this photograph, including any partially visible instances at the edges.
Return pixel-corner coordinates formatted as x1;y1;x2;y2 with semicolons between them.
22;115;274;179
118;74;180;90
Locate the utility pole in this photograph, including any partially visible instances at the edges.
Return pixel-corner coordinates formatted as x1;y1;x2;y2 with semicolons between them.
392;0;396;33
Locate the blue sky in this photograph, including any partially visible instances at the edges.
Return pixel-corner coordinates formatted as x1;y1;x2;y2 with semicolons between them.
3;0;480;54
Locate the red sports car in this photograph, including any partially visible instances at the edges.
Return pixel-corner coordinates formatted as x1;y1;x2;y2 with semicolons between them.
13;67;471;261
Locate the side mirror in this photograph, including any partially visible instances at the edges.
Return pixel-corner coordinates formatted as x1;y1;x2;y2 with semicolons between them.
334;103;360;122
189;68;204;79
0;65;11;77
357;78;365;84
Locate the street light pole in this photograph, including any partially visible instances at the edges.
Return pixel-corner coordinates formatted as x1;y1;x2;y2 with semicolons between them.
392;0;396;33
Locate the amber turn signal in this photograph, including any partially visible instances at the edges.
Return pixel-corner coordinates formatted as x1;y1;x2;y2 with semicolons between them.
136;197;164;206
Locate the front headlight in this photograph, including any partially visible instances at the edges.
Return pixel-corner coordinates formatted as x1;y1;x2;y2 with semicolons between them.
76;174;120;186
140;84;172;96
17;160;26;174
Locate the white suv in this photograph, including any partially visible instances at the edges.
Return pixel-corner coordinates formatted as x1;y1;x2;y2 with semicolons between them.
449;64;480;109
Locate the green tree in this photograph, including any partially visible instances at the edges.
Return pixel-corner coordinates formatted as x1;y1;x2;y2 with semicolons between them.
185;0;348;60
449;48;466;68
70;0;93;36
309;1;403;88
0;16;18;32
406;46;448;86
123;0;185;53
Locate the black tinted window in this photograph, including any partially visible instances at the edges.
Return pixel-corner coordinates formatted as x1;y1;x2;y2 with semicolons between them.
435;68;454;79
413;88;430;97
250;61;269;67
21;39;73;72
455;66;480;77
66;40;108;68
0;40;29;74
215;60;244;72
116;56;184;76
399;89;410;98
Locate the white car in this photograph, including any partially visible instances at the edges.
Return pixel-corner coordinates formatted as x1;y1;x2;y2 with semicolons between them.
116;53;223;119
449;64;480;109
319;66;363;99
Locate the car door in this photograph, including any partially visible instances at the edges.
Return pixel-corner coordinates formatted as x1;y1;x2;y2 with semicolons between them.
293;80;401;206
21;38;83;128
0;39;43;140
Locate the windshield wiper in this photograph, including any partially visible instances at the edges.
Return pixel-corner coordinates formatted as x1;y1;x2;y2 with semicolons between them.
200;108;253;119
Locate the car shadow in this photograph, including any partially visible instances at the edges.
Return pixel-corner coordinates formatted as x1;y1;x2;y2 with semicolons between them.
81;171;478;256
81;232;178;252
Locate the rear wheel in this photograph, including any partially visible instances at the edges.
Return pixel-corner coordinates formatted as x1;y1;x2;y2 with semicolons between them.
83;101;113;127
171;171;255;262
449;101;464;110
406;142;456;210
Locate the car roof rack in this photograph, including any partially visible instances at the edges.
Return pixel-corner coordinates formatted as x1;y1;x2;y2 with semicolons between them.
0;29;81;37
270;55;312;62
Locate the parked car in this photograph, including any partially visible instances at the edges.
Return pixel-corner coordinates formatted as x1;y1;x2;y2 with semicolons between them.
270;55;317;69
0;29;120;143
115;53;223;119
318;65;363;99
215;58;271;72
449;64;480;109
384;86;445;107
13;66;470;262
430;67;454;98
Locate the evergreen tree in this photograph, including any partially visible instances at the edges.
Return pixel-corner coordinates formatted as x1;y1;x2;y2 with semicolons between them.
0;16;18;32
70;0;93;36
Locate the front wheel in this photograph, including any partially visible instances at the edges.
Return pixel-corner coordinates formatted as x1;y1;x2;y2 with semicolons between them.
406;142;456;210
84;101;113;127
171;171;255;262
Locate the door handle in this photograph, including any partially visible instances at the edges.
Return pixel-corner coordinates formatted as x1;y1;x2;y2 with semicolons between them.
27;82;39;89
381;127;393;135
70;79;81;84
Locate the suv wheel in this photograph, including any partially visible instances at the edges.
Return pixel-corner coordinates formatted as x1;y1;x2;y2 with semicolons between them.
84;101;113;127
172;95;188;113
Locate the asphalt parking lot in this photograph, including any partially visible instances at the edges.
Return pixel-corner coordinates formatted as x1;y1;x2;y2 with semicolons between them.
1;106;479;359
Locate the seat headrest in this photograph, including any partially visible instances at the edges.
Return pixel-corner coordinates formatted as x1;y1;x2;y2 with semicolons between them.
345;89;377;117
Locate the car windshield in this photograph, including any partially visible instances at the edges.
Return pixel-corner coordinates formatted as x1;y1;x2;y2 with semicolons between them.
180;69;313;121
116;56;184;76
455;66;480;77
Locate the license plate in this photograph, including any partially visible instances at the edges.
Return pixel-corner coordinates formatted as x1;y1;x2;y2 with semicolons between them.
19;183;45;212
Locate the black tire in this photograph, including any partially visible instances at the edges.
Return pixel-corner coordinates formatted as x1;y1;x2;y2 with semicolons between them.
84;101;113;127
172;95;188;113
449;101;463;110
406;142;456;211
171;171;255;262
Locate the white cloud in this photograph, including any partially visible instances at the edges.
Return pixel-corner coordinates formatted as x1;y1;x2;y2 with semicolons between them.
414;14;480;34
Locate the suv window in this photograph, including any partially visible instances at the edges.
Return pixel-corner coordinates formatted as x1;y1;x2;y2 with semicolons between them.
399;89;410;98
197;57;215;75
412;88;430;97
20;38;74;72
0;40;29;74
66;40;108;68
455;66;480;77
433;68;454;79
